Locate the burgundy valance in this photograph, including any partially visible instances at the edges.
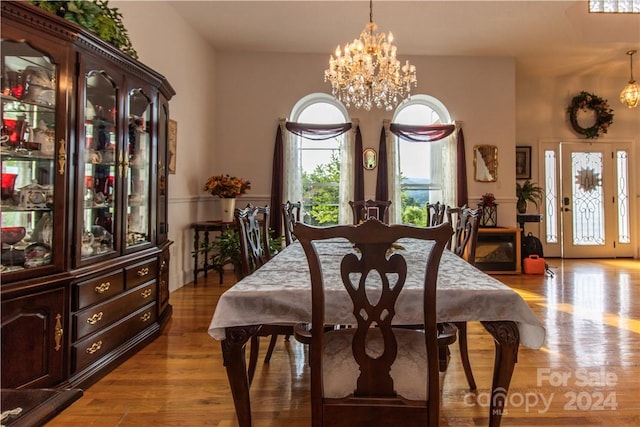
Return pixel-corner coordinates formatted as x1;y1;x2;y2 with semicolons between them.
389;123;455;142
271;121;360;237
285;122;352;140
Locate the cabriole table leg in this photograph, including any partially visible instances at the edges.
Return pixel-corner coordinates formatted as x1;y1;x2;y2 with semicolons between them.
221;325;261;427
481;320;520;427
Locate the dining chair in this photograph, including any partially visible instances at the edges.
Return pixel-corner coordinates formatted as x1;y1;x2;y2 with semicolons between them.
442;205;482;390
294;218;453;427
426;201;447;226
406;202;462;379
444;205;465;250
280;201;315;345
235;204;294;384
282;200;301;246
349;199;391;224
448;206;481;265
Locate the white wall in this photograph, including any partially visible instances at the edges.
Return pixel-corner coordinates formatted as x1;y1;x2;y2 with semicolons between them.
517;74;640;257
115;2;639;291
115;1;218;290
214;52;518;225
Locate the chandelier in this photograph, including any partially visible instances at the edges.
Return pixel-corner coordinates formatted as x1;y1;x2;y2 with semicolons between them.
620;50;639;109
324;0;417;111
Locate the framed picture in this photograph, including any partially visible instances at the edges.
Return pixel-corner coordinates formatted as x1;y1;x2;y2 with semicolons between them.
168;119;177;174
515;146;531;180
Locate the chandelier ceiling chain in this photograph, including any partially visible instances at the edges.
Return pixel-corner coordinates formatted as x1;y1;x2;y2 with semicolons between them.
324;0;417;111
620;49;639;109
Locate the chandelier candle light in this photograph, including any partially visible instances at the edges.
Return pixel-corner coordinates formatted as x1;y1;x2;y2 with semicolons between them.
620;49;639;109
324;0;417;111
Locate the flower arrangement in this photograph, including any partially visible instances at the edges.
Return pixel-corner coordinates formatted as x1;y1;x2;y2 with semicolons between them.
480;193;496;207
567;91;614;139
203;174;251;198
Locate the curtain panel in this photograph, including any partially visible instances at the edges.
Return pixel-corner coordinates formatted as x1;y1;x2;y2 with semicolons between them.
376;122;467;223
270;120;358;236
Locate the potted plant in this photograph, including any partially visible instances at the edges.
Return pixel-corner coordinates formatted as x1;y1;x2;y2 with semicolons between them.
199;228;285;281
516;180;544;213
28;0;138;59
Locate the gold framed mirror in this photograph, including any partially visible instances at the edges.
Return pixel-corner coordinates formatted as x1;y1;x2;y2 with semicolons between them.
473;145;498;182
363;148;377;170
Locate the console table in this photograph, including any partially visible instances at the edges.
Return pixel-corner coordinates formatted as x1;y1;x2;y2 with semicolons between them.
191;221;236;285
1;388;83;426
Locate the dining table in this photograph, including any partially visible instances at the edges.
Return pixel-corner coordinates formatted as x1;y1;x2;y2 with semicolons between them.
208;237;546;427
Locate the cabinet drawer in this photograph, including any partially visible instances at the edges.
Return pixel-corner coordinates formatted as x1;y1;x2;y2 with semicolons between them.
74;272;124;310
73;281;156;341
125;259;157;290
72;302;157;373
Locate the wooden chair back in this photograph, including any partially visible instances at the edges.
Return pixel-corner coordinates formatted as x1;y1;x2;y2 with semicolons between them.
349;199;391;224
293;218;452;427
448;206;481;265
282;200;301;246
234;204;271;278
426;201;447;226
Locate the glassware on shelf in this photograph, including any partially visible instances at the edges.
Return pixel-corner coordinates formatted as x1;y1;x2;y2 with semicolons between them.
24;242;51;268
1;172;18;200
1;226;26;267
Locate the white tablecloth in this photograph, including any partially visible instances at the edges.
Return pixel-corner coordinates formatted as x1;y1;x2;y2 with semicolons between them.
209;239;545;349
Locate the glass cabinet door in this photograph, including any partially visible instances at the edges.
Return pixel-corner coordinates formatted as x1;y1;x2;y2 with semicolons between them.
125;89;152;249
80;71;117;260
1;40;57;274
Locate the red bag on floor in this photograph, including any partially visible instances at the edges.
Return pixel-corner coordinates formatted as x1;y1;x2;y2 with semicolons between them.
523;255;546;275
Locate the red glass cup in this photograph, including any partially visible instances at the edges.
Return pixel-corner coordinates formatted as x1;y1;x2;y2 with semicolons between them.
1;173;18;200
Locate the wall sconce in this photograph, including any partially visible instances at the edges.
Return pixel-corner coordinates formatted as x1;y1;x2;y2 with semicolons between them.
363;148;377;170
473;145;498;182
620;50;639;109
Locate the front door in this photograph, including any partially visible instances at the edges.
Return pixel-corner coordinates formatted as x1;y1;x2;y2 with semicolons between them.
559;142;633;258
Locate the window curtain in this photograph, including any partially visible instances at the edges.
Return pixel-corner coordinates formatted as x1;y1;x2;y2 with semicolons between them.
270;120;357;235
454;125;468;207
376;121;466;223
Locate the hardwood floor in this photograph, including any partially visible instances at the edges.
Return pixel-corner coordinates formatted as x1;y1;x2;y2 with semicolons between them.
47;259;640;426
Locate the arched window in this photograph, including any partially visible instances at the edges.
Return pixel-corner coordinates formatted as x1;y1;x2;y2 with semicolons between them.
390;95;454;225
285;93;353;225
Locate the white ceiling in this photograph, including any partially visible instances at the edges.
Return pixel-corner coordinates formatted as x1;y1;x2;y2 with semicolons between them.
168;0;640;78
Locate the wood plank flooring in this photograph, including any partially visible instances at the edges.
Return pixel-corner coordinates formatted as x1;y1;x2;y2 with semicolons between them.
47;258;640;426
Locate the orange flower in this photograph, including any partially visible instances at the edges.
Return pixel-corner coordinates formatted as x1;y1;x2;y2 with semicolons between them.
202;174;251;198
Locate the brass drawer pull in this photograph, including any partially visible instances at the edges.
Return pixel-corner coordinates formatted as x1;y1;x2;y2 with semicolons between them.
140;312;152;322
141;289;152;298
87;312;104;325
86;340;103;354
137;267;150;277
58;139;66;175
95;282;111;294
54;313;63;352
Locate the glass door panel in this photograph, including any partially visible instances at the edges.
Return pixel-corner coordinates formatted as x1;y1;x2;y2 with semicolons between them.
81;71;117;259
1;40;56;273
125;89;151;248
560;144;616;257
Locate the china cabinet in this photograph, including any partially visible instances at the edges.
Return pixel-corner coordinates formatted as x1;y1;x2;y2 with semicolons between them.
1;1;174;390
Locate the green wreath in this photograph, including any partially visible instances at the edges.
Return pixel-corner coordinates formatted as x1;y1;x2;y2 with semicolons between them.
567;91;614;139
